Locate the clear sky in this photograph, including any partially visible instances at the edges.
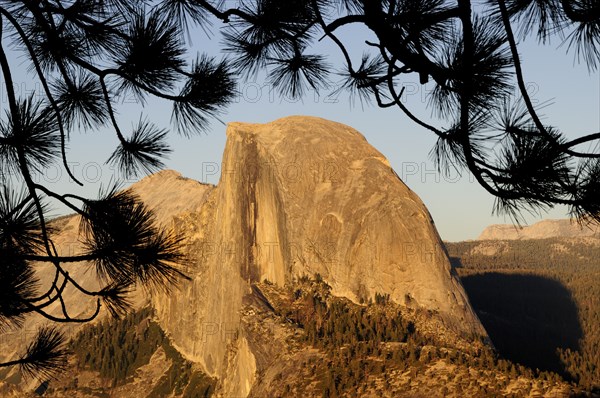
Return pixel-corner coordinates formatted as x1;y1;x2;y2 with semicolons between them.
2;9;599;242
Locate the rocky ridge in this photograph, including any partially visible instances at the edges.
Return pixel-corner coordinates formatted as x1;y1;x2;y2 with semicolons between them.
478;219;600;240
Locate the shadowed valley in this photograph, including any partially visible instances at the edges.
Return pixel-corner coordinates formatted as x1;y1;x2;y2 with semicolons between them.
448;236;600;394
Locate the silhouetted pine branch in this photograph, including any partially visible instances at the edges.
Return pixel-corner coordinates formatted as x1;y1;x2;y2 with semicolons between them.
18;327;68;380
107;118;171;178
172;55;235;135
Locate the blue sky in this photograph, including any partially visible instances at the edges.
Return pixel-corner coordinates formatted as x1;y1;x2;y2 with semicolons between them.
2;10;599;242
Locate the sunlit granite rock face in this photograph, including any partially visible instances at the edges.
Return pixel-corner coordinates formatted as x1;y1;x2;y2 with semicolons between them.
132;116;487;397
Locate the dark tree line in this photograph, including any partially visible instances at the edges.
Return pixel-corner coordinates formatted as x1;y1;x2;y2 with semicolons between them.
0;0;598;380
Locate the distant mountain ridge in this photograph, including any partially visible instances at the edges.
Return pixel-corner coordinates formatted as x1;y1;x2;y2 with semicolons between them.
477;219;600;240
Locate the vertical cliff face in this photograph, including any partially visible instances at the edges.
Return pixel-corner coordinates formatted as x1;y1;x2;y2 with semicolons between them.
217;117;483;330
133;116;487;397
